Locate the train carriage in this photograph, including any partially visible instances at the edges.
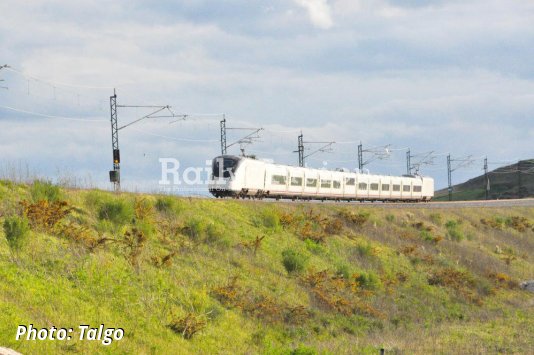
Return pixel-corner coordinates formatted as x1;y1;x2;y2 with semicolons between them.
209;155;434;202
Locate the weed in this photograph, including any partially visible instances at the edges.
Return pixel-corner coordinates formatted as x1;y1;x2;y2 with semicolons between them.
282;248;308;274
58;222;110;251
20;200;72;232
428;268;482;304
3;215;30;250
324;217;343;235
169;313;207;339
505;216;532;232
134;197;154;221
151;251;177;268
488;272;517;289
122;227;148;268
238;235;265;256
338;210;370;227
385;214;395;223
280;212;298;228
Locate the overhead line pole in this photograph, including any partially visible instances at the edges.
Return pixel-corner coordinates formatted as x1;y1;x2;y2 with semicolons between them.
406;149;411;175
484;157;489;200
109;89;120;192
220;115;227;155
0;64;9;89
447;154;452;201
108;90;180;192
297;133;304;167
358;142;363;172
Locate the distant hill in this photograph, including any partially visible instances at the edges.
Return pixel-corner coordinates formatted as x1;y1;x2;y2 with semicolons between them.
435;159;534;201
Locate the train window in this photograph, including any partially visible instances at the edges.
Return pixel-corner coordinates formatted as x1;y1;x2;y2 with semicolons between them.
358;182;367;190
403;185;411;192
306;178;317;187
291;177;303;186
413;185;422;193
393;184;401;192
321;180;331;188
271;175;287;185
370;183;379;191
333;181;341;189
382;184;390;191
345;178;355;186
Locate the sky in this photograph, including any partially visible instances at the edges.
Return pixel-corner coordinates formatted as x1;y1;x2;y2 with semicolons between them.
0;0;533;193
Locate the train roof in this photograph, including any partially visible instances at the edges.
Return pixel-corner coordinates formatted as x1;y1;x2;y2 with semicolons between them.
214;155;432;180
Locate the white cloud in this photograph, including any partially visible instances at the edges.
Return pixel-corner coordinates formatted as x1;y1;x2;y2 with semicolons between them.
294;0;334;29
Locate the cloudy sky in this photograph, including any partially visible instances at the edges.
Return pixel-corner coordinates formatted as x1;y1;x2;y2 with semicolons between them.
0;0;533;193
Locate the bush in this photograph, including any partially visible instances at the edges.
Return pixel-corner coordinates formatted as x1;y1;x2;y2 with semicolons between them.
282;248;308;274
355;271;380;290
385;214;395;223
155;196;184;215
98;200;134;225
336;263;352;279
445;219;464;242
259;208;280;231
84;190;109;209
290;346;317;355
355;242;373;257
30;180;62;202
3;215;30;250
183;217;208;241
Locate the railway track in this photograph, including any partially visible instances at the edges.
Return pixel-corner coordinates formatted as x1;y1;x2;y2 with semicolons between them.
227;197;534;209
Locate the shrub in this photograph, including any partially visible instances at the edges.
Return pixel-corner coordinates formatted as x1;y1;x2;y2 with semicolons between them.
258;208;280;231
282;248;308;274
84;190;109;210
355;271;380;290
338;210;370;227
290;346;317;355
183;217;208;241
30;180;63;202
3;215;30;250
20;200;72;232
445;219;464;242
355;242;373;257
205;222;225;244
447;228;464;242
98;200;134;225
336;263;352;279
155;196;184;215
385;214;395;223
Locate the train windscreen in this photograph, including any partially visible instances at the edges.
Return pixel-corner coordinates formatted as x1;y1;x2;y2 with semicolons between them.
212;157;240;178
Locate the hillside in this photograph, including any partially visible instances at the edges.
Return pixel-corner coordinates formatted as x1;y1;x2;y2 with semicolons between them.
435;159;534;201
0;180;533;354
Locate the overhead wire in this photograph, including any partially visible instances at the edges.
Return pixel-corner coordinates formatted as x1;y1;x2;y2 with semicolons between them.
0;104;107;122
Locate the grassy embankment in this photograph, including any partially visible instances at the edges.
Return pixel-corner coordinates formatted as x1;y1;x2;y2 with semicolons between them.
0;180;533;354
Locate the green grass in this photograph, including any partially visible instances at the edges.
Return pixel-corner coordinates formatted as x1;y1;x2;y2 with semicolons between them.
0;183;533;354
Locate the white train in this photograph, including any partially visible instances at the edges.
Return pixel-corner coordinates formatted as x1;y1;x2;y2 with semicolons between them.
209;155;434;202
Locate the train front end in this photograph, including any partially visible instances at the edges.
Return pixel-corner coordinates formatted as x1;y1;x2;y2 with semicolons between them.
208;155;242;197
